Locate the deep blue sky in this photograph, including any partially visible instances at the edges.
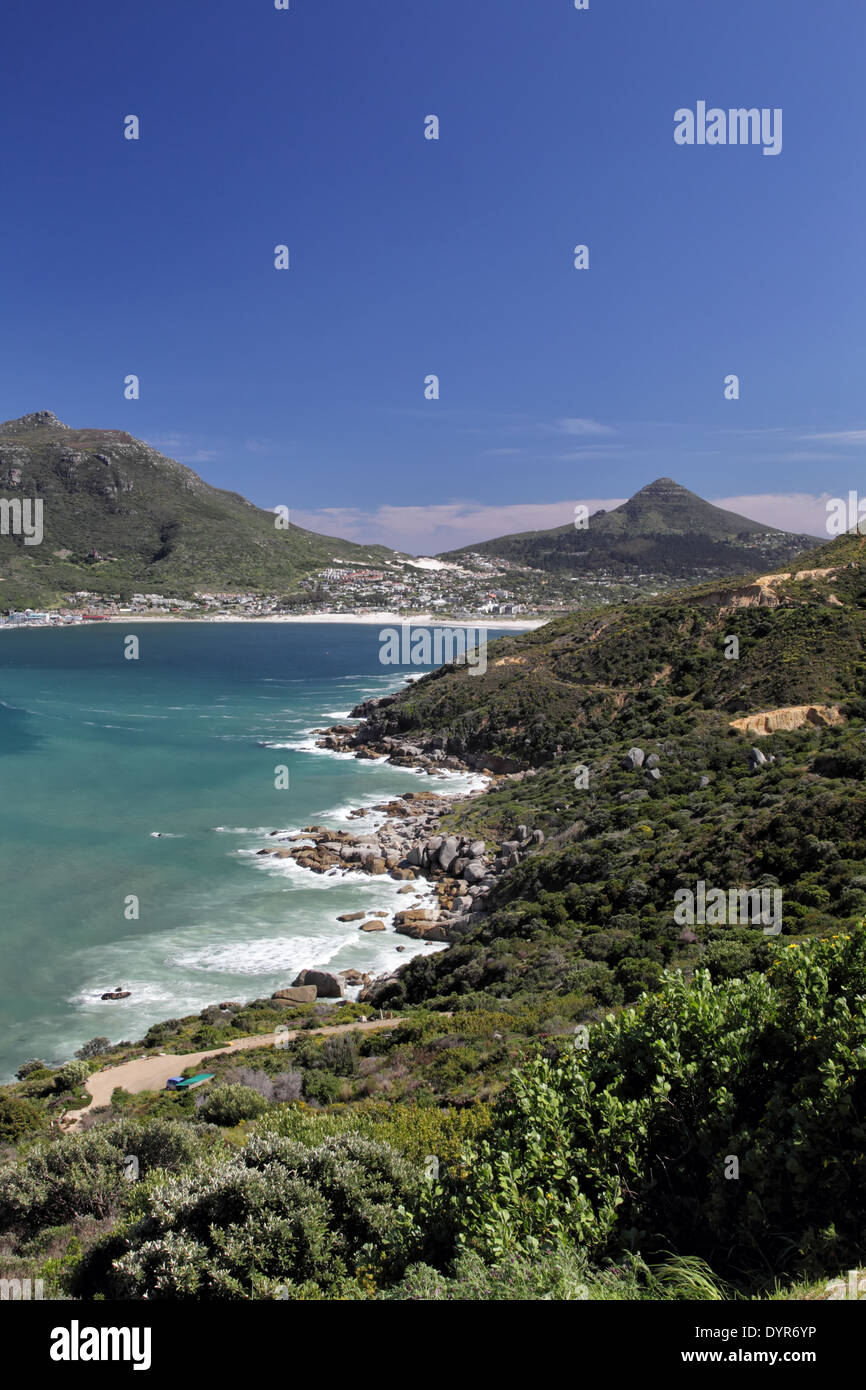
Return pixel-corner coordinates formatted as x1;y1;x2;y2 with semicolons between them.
1;0;863;550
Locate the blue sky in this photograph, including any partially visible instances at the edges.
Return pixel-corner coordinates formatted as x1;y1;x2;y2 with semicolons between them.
1;0;863;551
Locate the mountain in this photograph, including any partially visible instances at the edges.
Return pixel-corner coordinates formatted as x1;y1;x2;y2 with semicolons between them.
440;477;818;579
0;411;394;608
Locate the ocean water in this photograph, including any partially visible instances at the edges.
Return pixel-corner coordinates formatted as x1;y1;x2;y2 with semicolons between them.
0;622;499;1080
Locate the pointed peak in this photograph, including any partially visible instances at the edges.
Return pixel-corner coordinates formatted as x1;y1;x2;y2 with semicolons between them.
0;410;70;435
632;477;689;495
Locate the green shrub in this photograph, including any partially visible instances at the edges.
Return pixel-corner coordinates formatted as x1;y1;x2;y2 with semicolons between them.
302;1071;342;1106
450;927;866;1288
0;1119;220;1234
0;1094;44;1143
54;1060;90;1093
195;1084;270;1127
97;1134;425;1299
14;1060;46;1081
75;1038;112;1061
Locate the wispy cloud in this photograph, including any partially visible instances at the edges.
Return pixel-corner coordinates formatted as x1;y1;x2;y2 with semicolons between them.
152;433;220;465
796;430;866;445
291;498;627;553
551;418;613;437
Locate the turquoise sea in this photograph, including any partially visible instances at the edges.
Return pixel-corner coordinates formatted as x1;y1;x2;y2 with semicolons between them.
0;622;499;1080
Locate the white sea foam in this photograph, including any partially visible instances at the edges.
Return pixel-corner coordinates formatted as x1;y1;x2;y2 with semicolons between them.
213;825;282;835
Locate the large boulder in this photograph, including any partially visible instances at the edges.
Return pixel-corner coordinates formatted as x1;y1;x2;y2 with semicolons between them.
272;985;317;1004
437;836;460;871
622;747;645;770
291;969;343;998
463;861;489;885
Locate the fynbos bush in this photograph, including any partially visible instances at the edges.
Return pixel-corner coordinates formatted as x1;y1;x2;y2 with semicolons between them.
451;927;866;1286
102;1134;426;1298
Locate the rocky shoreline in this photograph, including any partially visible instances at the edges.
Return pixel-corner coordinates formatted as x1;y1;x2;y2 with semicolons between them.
255;699;542;1007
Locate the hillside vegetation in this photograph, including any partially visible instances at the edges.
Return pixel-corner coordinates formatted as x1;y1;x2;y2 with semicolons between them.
0;530;864;1301
0;411;393;607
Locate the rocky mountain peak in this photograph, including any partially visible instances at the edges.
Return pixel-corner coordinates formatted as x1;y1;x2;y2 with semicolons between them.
0;410;70;435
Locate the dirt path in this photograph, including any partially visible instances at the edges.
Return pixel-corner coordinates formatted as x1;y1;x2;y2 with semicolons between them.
62;1016;403;1131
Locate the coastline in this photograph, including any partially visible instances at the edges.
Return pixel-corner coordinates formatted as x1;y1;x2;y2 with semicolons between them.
249;690;541;1009
1;627;526;1067
1;612;547;632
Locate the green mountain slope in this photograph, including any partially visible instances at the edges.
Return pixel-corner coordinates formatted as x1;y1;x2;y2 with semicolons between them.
348;532;866;1038
441;476;818;578
358;532;866;768
0;411;395;608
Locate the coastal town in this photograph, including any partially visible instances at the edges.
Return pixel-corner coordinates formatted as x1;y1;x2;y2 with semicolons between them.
0;553;670;628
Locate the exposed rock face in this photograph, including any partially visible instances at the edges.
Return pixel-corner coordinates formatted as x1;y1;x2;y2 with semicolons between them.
730;705;844;737
316;711;526;775
272;985;317;1004
291;969;343;998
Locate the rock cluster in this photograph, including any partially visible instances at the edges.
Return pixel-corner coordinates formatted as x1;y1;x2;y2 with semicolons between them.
622;746;662;780
277;716;545;1006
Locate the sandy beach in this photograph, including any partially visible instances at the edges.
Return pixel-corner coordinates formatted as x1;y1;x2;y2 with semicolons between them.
109;612;547;630
2;612;548;631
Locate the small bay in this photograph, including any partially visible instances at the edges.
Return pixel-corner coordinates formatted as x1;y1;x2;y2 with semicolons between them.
0;621;502;1079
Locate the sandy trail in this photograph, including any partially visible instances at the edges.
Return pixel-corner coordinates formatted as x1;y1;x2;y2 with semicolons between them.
62;1016;403;1130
